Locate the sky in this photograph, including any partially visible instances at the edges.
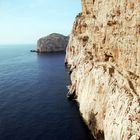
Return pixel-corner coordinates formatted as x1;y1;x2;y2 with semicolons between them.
0;0;81;44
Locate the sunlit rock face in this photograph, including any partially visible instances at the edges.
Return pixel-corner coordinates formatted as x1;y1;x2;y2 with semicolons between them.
81;0;94;15
66;0;140;139
37;33;69;52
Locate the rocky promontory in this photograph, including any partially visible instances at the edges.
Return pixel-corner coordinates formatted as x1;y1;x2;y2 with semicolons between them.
37;33;69;53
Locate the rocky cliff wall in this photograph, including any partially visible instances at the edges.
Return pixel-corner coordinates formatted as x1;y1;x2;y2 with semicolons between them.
66;0;140;139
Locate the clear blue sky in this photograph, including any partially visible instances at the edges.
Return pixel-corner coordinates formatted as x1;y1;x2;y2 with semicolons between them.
0;0;81;44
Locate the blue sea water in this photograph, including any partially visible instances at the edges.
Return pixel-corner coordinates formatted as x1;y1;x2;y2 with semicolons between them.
0;45;94;140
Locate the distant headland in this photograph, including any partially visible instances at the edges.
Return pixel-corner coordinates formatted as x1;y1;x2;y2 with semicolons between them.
30;33;69;53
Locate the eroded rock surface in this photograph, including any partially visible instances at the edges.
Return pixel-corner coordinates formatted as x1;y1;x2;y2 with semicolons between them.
66;0;140;139
37;33;69;52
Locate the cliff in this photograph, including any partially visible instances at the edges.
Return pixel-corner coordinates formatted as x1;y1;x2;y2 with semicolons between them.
37;33;69;52
65;0;140;139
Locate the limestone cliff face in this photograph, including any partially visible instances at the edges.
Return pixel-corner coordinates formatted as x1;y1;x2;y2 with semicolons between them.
37;33;69;53
66;0;140;139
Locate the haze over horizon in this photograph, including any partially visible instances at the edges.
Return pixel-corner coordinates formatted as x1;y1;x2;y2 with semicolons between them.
0;0;81;44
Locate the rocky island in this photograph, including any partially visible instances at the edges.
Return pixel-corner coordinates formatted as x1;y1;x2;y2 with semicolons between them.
37;33;69;53
66;0;140;139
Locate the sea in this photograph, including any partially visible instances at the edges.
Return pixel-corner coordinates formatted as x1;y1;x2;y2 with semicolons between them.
0;45;94;140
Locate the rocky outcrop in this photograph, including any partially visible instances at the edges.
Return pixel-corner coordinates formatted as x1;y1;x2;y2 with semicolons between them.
66;0;140;139
37;33;69;52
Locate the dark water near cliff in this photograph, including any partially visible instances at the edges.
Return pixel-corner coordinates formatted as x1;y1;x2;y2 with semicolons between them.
0;45;94;140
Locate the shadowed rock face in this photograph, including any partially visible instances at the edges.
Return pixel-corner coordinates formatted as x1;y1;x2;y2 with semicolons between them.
37;33;69;53
66;0;140;140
